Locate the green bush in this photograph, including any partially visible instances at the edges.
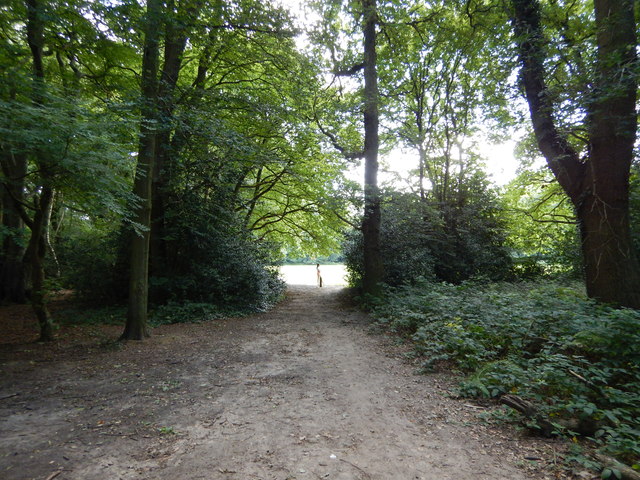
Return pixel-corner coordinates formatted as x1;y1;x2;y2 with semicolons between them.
371;279;640;467
55;226;128;304
150;192;285;312
344;189;511;289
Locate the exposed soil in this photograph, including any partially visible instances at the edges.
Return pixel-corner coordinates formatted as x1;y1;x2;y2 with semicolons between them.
1;286;575;480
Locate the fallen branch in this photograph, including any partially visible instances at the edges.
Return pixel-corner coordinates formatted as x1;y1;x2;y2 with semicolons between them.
500;394;556;437
340;458;372;479
594;453;640;480
44;471;62;480
568;370;608;398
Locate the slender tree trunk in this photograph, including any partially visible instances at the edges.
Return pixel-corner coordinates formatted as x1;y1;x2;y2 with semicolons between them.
121;0;162;340
418;143;426;203
361;0;383;295
511;0;640;308
46;191;62;278
28;186;54;341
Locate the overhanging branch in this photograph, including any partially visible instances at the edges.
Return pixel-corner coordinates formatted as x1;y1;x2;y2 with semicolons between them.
313;104;364;160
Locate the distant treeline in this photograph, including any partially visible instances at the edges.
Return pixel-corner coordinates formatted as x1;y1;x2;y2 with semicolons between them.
283;254;345;265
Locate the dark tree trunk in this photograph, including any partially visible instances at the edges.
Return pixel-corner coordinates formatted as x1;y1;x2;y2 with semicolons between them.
578;196;640;306
149;0;201;304
121;0;162;341
0;151;28;304
580;0;640;307
24;0;56;339
511;0;640;308
25;0;45;84
361;0;383;296
27;186;54;341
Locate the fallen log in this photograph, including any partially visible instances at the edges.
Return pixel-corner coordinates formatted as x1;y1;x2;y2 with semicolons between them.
500;396;639;478
500;394;556;437
594;453;640;480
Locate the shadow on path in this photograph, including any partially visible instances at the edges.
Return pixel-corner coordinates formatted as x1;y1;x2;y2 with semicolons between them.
0;285;540;480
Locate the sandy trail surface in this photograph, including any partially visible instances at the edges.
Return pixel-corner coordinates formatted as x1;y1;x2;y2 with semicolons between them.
0;286;553;480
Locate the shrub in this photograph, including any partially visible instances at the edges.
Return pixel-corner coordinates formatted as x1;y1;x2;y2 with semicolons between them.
371;279;640;467
150;193;285;312
55;225;128;304
343;189;511;288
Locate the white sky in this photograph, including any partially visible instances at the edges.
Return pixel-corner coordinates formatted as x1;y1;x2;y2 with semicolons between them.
345;140;520;191
481;141;520;185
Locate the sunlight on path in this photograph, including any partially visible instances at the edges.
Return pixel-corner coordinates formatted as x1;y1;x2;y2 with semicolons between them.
279;264;347;286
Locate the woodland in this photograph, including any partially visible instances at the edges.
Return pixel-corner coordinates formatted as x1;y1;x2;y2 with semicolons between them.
1;0;640;477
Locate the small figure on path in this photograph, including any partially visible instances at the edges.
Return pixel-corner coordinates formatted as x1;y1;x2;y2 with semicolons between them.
316;263;323;287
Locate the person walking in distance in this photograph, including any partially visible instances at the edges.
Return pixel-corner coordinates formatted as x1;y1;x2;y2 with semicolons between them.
316;264;323;287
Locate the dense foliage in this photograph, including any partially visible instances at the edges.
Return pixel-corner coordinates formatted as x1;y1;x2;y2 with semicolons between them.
344;181;511;287
149;193;285;311
370;280;640;468
0;0;347;330
501;168;582;278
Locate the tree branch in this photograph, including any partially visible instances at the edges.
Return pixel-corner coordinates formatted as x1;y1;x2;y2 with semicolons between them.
313;105;364;160
510;0;586;201
334;63;364;76
334;210;360;230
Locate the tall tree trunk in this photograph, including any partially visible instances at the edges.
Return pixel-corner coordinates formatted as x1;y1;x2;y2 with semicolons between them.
121;0;162;340
511;0;640;308
0;150;28;304
25;0;56;339
580;0;640;306
361;0;383;295
149;0;201;304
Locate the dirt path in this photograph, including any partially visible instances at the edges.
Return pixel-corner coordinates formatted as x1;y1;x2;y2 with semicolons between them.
0;286;558;480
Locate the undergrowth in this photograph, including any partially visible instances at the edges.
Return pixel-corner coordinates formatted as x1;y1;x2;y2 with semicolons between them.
55;298;271;329
150;302;245;326
370;279;640;473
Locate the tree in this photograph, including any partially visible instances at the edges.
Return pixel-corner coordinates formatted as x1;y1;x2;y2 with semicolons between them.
310;0;384;295
121;0;162;340
18;0;54;340
0;0;134;339
360;0;383;295
149;0;203;295
510;0;640;308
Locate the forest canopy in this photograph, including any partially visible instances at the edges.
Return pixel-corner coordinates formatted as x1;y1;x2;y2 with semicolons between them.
1;0;639;331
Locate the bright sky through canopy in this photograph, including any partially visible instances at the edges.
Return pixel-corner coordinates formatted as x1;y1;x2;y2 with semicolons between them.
276;0;521;187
